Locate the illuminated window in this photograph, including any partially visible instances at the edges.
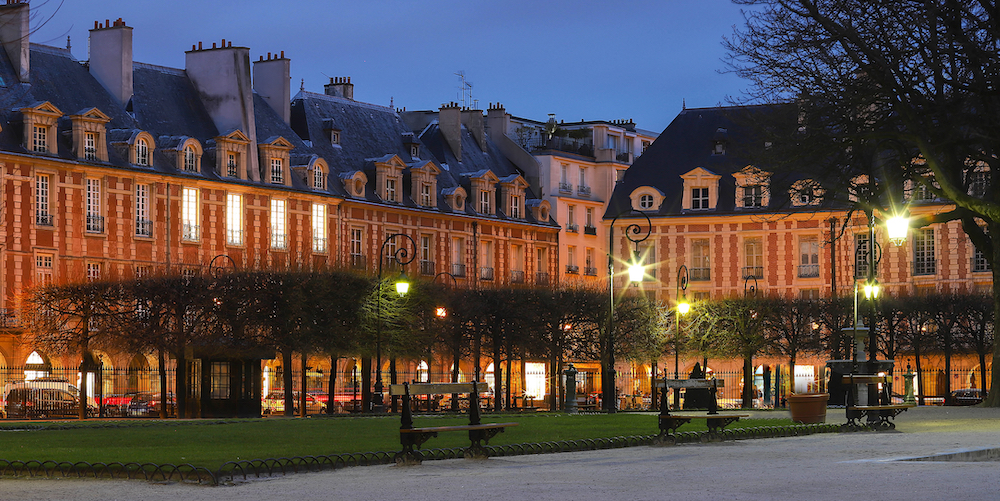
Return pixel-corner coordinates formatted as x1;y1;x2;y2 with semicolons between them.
271;199;287;250
86;179;104;233
135;183;152;237
35;175;52;226
181;187;199;241
312;203;327;253
313;166;325;189
226;193;243;246
210;362;231;399
227;153;238;177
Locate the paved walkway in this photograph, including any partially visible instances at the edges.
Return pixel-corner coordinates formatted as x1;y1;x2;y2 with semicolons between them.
2;406;999;501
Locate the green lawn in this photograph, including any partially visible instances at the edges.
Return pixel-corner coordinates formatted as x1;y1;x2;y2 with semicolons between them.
0;413;793;470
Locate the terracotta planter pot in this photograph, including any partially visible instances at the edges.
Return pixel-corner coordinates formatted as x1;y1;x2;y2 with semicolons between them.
787;392;829;423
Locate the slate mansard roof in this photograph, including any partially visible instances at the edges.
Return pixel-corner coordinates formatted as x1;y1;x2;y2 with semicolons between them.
607;104;816;219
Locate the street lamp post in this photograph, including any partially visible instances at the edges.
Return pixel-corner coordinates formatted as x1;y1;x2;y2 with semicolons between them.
375;233;416;412
606;209;651;413
673;265;690;409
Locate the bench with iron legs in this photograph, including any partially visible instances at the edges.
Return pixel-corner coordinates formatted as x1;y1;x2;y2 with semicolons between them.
388;381;518;464
653;378;747;443
842;374;914;431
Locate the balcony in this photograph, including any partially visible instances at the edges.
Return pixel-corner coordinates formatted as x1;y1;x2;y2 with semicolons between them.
584;266;597;276
566;223;578;233
741;266;763;280
420;260;436;276
558;182;573;193
36;212;53;227
577;185;591;197
535;272;549;286
798;264;819;278
135;218;153;237
565;264;579;274
350;253;365;270
451;263;466;277
86;214;105;233
690;267;711;281
530;136;594;157
480;267;495;281
584;225;597;235
510;270;525;284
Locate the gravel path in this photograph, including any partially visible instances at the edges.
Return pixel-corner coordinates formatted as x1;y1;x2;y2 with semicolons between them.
2;406;998;501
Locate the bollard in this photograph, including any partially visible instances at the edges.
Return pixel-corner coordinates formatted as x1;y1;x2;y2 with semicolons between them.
564;363;578;413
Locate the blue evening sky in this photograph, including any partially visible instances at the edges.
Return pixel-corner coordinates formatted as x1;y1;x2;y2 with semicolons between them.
31;0;751;132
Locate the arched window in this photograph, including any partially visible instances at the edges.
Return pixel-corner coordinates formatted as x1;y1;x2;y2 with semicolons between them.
639;194;654;209
313;167;324;189
184;145;197;172
136;138;149;166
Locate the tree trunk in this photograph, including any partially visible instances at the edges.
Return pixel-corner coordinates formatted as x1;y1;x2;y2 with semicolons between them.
914;343;924;406
327;355;338;415
282;349;293;417
361;357;372;412
986;236;1000;406
157;349;168;418
742;357;754;409
175;345;188;418
299;352;307;417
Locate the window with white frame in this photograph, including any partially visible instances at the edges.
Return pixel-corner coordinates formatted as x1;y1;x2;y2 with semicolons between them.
35;174;52;226
798;236;819;278
510;195;521;218
973;246;990;272
913;228;936;275
420;235;433;275
567;205;576;231
585;207;594;228
210;362;231;399
420;183;432;206
567;246;577;273
639;194;654;209
35;254;53;285
585;247;595;275
181;187;199;241
226;193;243;246
743;237;763;278
86;179;103;233
452;237;465;277
480;240;494;280
691;188;709;210
480;189;490;214
87;262;101;282
271;199;287;249
313;166;325;189
135;183;152;237
579;167;587;188
312;203;327;253
85;132;97;161
386;178;397;202
183;145;197;172
691;239;710;280
32;125;47;152
227;152;238;177
270;158;283;184
350;228;364;268
969;170;989;198
136;138;149;166
743;185;764;208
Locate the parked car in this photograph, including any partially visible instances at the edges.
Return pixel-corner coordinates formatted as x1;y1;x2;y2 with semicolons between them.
126;392;176;417
262;391;326;415
4;387;95;419
948;388;986;406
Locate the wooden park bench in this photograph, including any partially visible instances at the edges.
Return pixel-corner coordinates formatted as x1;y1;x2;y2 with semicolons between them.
842;374;914;431
388;381;518;464
653;378;748;443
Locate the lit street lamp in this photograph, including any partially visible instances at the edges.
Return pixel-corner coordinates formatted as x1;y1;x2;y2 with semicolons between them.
375;233;416;412
673;265;690;409
606;209;651;413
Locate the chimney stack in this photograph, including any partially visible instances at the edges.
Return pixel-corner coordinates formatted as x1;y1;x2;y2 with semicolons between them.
439;102;462;161
253;51;290;124
324;77;353;100
0;0;30;82
186;40;260;181
89;18;133;106
461;108;486;152
486;103;510;141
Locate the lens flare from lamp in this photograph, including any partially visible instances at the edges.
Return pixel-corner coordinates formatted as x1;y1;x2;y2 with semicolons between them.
863;281;880;300
677;301;691;315
435;306;447;318
395;279;410;296
886;215;908;246
628;262;645;282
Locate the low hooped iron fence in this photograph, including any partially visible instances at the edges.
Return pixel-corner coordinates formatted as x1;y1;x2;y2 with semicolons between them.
0;422;842;485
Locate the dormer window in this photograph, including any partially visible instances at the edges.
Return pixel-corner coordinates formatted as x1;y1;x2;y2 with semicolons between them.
215;129;250;179
639;194;654;209
511;195;521;218
184;145;198;172
743;185;764;207
713;142;725;155
421;184;432;206
411;144;419;158
32;125;47;152
85;132;97;160
480;190;490;213
227;153;238;177
21;102;62;156
331;130;340;144
355;178;364;195
692;188;709;209
70;108;111;162
271;158;284;184
313;166;325;189
137;139;149;165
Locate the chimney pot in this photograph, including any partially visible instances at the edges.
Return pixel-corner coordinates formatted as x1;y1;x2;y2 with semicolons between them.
212;42;217;48
94;21;98;29
267;52;271;59
222;38;226;47
199;41;203;50
280;50;284;58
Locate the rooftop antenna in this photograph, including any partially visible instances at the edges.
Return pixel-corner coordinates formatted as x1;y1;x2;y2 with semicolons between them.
455;70;475;109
